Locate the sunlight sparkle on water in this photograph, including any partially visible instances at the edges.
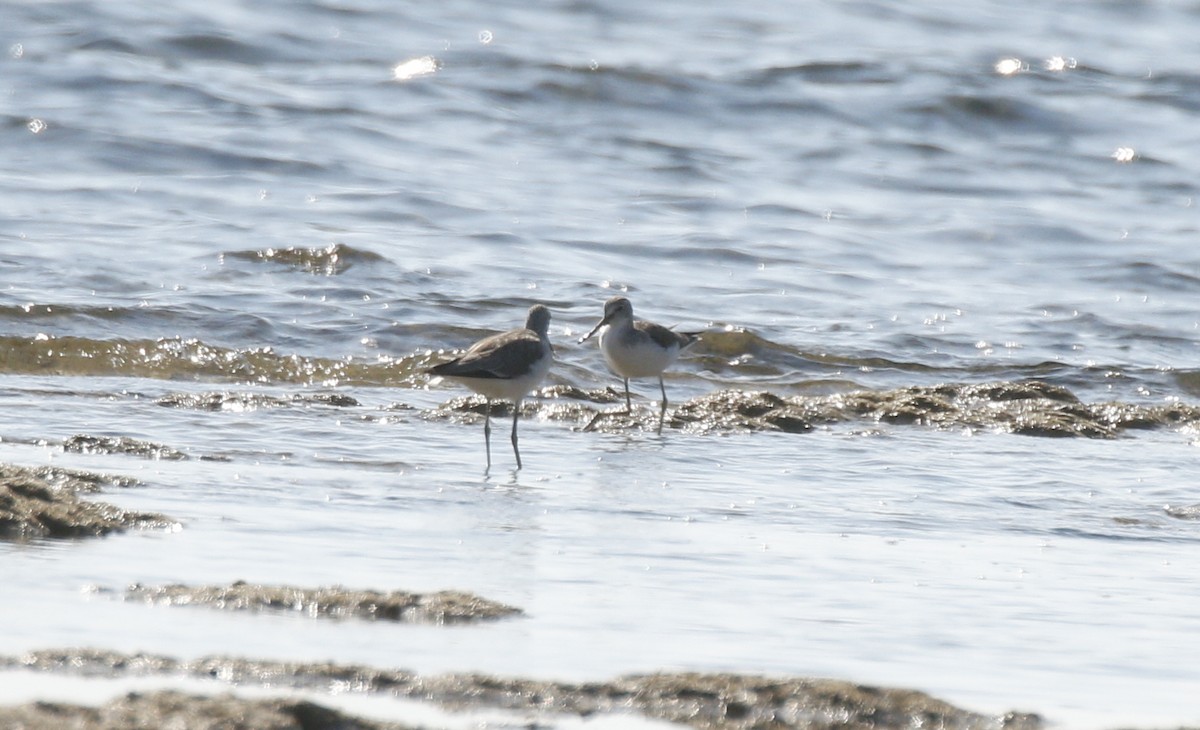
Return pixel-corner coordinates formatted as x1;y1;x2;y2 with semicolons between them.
1045;56;1077;71
393;56;438;81
994;58;1024;75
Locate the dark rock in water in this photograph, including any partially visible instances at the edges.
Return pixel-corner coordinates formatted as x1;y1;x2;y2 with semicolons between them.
1;649;181;677
413;671;1044;730
671;390;810;434
432;387;627;426
0;689;415;730
437;379;1200;440
540;383;625;404
124;581;523;624
304;392;360;408
156;391;359;410
2;464;140;494
2;648;1043;730
155;391;284;410
226;242;386;275
0;464;174;541
668;381;1200;439
63;434;188;460
607;672;1043;730
1165;504;1200;520
429;392;575;422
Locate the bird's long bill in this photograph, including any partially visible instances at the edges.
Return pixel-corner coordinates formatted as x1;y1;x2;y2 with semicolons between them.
578;314;611;343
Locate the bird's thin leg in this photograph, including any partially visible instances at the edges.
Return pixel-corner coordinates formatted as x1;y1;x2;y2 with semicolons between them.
623;378;632;414
657;376;668;433
511;400;522;470
483;399;493;471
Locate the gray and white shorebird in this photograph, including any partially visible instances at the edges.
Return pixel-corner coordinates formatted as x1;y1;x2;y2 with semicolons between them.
579;296;699;429
427;304;553;470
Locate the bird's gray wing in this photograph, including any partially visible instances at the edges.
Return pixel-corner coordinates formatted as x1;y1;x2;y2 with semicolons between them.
429;330;543;379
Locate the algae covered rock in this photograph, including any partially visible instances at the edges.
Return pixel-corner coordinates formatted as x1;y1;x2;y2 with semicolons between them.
0;464;174;541
0;689;416;730
124;581;523;624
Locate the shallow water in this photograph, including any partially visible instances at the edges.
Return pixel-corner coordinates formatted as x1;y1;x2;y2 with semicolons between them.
3;0;1200;726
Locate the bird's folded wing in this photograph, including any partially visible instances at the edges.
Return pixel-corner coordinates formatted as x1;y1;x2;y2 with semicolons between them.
431;334;543;379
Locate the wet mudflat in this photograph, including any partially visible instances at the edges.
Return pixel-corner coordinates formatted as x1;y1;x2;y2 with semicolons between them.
1;648;1043;730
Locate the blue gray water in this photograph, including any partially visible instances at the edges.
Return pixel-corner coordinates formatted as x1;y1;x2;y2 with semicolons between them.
2;0;1200;726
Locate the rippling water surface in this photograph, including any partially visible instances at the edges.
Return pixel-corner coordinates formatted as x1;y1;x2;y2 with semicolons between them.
3;0;1200;727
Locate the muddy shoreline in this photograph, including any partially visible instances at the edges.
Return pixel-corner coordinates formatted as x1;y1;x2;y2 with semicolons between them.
1;648;1043;730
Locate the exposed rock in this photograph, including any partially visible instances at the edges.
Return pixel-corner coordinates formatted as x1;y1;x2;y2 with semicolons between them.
63;434;188;460
0;463;139;494
0;689;415;730
1165;504;1200;520
156;391;359;411
427;378;1200;439
3;648;1043;730
1;649;181;677
227;243;386;276
541;383;628;404
0;465;174;541
667;381;1200;439
429;379;1200;439
124;581;522;624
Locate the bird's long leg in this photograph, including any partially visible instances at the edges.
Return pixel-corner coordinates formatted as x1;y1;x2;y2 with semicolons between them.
623;378;632;414
657;376;668;433
483;399;493;471
511;399;523;470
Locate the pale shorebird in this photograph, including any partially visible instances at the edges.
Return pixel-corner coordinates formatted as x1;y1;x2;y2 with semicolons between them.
428;304;553;470
580;296;699;430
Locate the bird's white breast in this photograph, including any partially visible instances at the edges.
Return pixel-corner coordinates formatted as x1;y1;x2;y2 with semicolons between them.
599;326;679;378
